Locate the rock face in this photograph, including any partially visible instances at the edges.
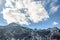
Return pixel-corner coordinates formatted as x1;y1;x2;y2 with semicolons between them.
0;23;60;40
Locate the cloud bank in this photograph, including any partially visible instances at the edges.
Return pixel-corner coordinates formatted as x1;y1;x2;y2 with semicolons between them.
2;0;49;25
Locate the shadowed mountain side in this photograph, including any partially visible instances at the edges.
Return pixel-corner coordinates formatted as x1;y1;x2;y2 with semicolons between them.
0;23;60;40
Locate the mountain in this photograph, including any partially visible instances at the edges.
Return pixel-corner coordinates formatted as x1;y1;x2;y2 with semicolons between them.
0;23;60;40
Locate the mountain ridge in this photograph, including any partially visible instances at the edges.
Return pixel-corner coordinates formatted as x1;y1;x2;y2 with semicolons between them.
0;23;60;40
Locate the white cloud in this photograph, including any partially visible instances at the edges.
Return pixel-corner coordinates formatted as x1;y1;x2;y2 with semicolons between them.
2;8;29;25
5;0;13;8
0;0;4;5
2;0;49;25
49;0;59;14
50;0;58;7
49;6;59;14
28;2;49;23
53;21;58;26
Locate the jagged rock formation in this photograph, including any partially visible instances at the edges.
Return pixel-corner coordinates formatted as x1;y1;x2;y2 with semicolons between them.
0;23;60;40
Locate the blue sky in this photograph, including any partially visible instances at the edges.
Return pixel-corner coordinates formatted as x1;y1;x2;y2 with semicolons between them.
0;0;60;29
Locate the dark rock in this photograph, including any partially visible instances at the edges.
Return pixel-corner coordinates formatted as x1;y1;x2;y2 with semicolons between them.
0;23;60;40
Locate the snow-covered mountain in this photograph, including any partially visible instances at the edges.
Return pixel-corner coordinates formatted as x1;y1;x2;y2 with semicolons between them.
0;23;60;40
